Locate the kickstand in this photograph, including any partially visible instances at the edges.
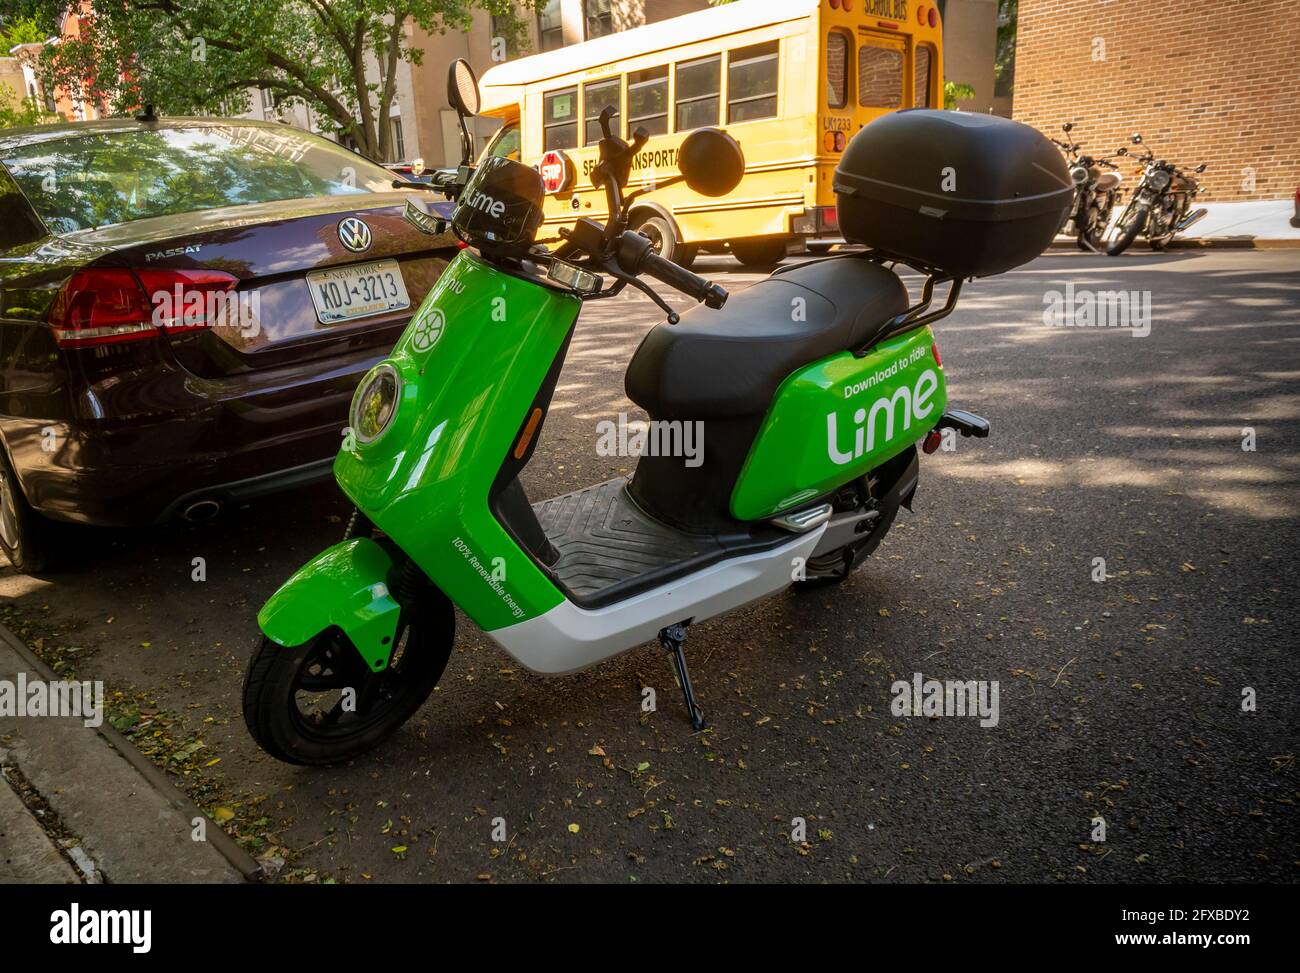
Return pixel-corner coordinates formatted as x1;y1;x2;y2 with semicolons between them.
659;622;706;731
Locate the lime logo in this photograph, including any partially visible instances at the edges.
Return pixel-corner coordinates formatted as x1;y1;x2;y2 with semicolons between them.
410;306;444;352
827;367;939;465
465;189;506;218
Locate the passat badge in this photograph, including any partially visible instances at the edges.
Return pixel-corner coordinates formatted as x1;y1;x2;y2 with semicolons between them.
338;217;373;253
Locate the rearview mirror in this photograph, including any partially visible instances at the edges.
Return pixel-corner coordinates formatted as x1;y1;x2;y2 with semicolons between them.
448;59;480;116
677;128;745;198
1195;163;1207;173
1116;147;1128;156
1062;122;1073;133
447;60;480;166
1130;133;1143;144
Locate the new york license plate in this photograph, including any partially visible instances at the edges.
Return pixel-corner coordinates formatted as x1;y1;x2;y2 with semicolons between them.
307;259;410;324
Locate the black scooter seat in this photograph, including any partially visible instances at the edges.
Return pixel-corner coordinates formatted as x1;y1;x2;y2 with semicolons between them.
625;256;909;419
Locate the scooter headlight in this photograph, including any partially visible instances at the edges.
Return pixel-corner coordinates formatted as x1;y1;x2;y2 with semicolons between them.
350;363;401;446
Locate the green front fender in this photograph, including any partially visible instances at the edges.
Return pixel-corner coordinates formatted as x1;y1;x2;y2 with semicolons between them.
257;538;402;672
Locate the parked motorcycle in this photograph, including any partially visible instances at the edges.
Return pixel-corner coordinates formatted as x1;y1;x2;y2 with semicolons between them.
241;61;1071;765
1106;134;1207;255
1052;122;1125;252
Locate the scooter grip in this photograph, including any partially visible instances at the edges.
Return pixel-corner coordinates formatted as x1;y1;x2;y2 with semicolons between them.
639;250;728;309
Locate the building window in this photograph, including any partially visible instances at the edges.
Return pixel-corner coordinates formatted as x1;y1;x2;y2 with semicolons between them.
674;54;720;132
627;66;669;137
858;43;903;109
826;32;850;109
543;86;578;150
914;44;933;108
391;118;405;161
538;0;563;52
727;41;779;124
490;13;518;58
583;77;621;145
585;0;613;39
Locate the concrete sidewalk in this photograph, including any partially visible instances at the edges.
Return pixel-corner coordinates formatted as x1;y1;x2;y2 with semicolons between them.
0;621;258;884
1188;198;1300;243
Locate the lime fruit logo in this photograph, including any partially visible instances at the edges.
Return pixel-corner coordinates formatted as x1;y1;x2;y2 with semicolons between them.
410;306;445;352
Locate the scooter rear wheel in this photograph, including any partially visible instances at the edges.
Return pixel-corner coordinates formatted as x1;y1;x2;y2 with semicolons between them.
242;588;454;766
793;499;899;589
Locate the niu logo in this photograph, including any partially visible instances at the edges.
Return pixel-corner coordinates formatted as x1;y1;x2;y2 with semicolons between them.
338;217;373;253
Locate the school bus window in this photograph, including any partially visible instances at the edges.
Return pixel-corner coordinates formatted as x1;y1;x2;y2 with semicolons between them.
543;87;578;150
583;77;621;144
826;31;850;109
727;42;779;123
627;66;669;137
483;122;521;161
675;54;720;132
914;44;933;108
858;44;903;108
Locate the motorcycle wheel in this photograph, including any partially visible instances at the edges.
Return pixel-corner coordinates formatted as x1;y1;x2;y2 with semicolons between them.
1106;203;1147;256
242;574;454;766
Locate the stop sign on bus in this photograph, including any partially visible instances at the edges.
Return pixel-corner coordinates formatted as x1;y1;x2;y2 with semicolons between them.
539;150;572;193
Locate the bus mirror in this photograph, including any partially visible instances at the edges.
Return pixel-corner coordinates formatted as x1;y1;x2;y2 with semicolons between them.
448;59;481;117
678;128;745;197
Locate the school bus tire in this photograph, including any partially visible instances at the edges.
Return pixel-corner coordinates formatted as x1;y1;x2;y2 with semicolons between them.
630;213;688;266
730;237;789;268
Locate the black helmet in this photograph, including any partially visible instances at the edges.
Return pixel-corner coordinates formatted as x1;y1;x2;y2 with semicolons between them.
451;156;544;254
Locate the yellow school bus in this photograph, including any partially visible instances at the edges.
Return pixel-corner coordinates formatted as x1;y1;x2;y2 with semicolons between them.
476;0;942;267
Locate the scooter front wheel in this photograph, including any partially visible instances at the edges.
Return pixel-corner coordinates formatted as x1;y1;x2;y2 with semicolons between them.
242;591;454;766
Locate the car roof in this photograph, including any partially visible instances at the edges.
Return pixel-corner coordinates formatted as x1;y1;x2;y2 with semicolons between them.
0;116;319;153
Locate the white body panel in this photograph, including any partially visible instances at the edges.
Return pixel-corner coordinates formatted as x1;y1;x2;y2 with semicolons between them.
489;527;826;675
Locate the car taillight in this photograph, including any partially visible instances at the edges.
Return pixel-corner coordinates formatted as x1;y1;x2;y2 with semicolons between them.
817;206;839;232
49;267;242;349
135;268;239;335
48;268;156;349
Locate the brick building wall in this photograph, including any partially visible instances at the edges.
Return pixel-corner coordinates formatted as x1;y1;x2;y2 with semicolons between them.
1012;0;1300;202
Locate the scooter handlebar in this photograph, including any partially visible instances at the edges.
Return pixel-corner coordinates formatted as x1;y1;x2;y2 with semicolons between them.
617;231;727;309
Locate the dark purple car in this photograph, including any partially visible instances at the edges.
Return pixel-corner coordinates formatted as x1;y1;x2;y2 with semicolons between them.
0;117;456;572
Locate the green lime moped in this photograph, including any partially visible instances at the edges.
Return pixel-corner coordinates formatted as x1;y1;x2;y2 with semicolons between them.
243;62;1023;765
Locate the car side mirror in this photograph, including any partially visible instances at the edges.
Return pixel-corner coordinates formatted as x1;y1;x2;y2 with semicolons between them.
447;59;481;165
677;128;745;197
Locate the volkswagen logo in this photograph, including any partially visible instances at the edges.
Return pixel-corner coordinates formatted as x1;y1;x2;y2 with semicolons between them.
338;217;373;253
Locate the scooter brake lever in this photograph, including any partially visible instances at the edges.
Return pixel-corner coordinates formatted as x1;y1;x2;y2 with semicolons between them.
607;265;679;324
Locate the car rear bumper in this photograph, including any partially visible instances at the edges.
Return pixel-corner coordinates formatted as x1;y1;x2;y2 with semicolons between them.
4;346;383;527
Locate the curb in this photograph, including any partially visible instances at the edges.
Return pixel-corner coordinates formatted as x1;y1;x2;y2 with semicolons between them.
0;620;261;883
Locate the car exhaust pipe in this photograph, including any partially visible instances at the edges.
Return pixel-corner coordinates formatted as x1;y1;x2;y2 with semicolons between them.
1176;208;1208;232
181;499;223;522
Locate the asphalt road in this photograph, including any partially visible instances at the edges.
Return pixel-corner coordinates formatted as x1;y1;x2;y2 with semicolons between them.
2;248;1297;883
